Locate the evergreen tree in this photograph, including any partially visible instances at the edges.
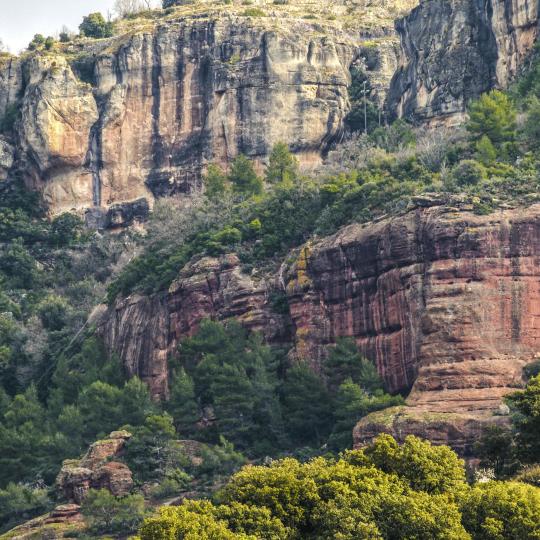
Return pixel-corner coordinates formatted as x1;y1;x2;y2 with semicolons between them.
228;155;263;196
325;338;383;392
281;364;332;446
168;368;199;437
204;164;228;199
265;142;298;185
467;90;517;146
475;134;497;166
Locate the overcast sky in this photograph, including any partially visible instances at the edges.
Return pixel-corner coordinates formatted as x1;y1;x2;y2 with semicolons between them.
0;0;117;53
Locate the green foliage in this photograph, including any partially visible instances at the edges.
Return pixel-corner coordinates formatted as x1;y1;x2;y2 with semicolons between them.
124;413;177;482
0;482;52;534
265;142;298;185
345;67;380;133
197;436;248;479
461;481;540;539
142;435;488;539
204;164;229;199
450;159;487;187
506;374;540;462
474;426;518;477
229;154;263;196
281;364;332;447
243;7;266;16
27;34;45;51
475;135;497;166
178;320;284;454
467;90;517;146
370;119;416;151
81;489;146;534
167;368;199;436
79;12;114;39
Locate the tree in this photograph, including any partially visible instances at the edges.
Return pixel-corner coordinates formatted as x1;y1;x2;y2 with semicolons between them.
450;159;487;187
522;96;540;148
475;134;497;166
28;34;45;51
228;155;263;196
81;489;146;534
461;481;540;540
359;434;467;496
506;374;540;462
124;413;177;481
467;89;517;145
0;238;40;289
265;142;298;185
0;483;51;534
281;364;332;446
324;337;383;391
327;379;403;451
79;13;114;39
204;164;228;199
167;368;199;436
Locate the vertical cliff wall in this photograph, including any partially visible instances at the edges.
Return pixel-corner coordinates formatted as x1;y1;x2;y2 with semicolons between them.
388;0;540;122
0;0;418;222
97;202;540;452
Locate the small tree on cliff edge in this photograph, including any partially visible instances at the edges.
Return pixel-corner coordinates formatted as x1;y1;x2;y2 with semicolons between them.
79;13;114;39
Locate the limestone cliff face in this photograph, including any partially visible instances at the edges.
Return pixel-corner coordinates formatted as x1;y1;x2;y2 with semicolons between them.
388;0;540;121
97;202;540;452
0;1;414;221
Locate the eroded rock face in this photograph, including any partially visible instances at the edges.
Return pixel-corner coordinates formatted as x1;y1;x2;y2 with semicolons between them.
98;254;288;398
0;1;415;220
18;56;99;213
284;203;540;454
56;430;133;503
98;203;540;453
388;0;540;122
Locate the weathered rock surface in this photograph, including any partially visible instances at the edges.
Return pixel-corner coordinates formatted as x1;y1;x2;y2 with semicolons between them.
388;0;540;122
98;254;288;398
1;504;84;540
285;203;540;454
99;203;540;453
56;430;133;503
0;137;14;180
0;1;416;219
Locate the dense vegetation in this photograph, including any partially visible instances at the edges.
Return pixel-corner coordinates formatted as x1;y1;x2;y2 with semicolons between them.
139;434;540;539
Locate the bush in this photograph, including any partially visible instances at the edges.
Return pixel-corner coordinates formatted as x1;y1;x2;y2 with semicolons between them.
81;489;146;534
451;159;487;186
79;13;114;39
0;483;52;533
243;7;266;17
28;34;45;51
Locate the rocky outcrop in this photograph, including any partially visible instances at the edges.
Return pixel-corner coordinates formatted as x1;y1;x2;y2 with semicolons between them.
1;504;85;539
99;202;540;453
56;430;133;503
284;202;540;454
98;254;288;397
0;137;14;180
0;0;417;221
388;0;540;122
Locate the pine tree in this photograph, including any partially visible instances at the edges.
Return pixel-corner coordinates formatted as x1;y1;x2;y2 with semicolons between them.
281;364;332;446
265;142;298;185
229;154;263;196
168;368;199;437
475;135;497;166
204;164;228;199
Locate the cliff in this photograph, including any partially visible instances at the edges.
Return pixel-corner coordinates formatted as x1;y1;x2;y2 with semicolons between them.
388;0;540;122
0;0;415;222
97;201;540;453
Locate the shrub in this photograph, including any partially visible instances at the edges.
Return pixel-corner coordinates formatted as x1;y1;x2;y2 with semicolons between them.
81;489;146;534
79;13;114;39
451;159;487;186
243;7;266;17
28;34;45;51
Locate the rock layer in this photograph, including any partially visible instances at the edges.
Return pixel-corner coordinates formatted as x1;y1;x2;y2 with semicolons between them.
388;0;540;121
99;203;540;452
0;1;415;219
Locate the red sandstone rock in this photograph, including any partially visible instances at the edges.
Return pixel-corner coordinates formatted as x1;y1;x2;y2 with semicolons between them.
56;430;133;503
98;203;540;453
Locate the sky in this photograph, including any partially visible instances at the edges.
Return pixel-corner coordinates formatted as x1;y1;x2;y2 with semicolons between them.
0;0;117;53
